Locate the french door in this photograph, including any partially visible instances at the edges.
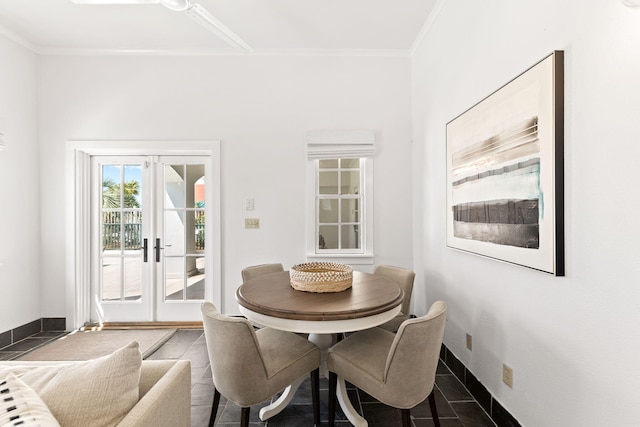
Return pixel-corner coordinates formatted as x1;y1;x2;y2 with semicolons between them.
91;155;211;322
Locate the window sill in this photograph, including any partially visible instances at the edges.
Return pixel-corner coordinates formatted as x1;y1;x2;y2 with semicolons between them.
305;253;374;265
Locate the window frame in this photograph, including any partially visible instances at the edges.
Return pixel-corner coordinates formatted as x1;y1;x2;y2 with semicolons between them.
306;157;374;265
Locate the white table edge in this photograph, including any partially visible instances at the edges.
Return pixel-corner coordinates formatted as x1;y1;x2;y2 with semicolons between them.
238;305;401;334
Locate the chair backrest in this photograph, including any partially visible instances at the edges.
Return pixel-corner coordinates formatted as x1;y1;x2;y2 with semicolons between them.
373;265;415;316
201;302;270;405
241;263;284;282
383;301;446;407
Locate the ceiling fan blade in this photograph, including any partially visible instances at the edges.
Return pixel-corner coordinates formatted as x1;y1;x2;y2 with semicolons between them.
71;0;252;51
71;0;160;4
184;2;252;51
158;0;189;11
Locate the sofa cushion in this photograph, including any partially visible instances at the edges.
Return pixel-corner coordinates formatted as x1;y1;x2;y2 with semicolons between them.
0;341;142;427
0;373;60;427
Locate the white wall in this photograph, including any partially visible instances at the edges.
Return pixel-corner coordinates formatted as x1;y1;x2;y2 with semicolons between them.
0;37;41;333
36;54;414;318
412;0;640;425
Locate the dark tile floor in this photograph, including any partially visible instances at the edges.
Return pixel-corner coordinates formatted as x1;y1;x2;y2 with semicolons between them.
147;330;496;427
1;329;495;427
0;330;68;361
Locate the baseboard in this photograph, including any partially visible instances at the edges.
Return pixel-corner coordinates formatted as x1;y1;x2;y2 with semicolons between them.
89;321;203;330
0;317;66;350
441;344;521;427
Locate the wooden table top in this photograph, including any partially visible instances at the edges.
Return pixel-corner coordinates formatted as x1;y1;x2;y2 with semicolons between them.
235;270;404;321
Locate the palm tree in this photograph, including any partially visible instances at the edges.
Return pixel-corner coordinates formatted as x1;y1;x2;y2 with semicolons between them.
102;177;142;250
102;177;140;208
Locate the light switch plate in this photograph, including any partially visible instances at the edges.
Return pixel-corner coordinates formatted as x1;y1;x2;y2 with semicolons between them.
245;218;260;229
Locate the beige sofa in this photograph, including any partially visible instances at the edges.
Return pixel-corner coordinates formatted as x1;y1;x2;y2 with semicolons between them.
118;360;192;427
0;343;192;427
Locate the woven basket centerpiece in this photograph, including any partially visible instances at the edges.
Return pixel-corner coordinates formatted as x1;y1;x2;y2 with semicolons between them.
290;262;353;293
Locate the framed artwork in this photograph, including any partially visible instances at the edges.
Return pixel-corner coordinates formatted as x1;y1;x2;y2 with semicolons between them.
446;51;564;276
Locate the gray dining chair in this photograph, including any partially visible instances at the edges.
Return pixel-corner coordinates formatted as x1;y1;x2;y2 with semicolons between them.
241;263;284;282
327;301;447;427
240;263;286;330
374;265;416;332
201;302;321;427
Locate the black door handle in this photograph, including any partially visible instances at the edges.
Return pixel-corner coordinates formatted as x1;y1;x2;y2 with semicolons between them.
155;238;162;262
143;238;148;262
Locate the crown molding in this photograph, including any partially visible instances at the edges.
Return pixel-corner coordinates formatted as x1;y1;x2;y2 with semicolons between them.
0;24;39;54
34;46;411;57
410;0;448;55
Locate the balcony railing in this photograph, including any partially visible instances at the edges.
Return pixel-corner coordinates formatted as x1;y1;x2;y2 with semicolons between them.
103;211;205;251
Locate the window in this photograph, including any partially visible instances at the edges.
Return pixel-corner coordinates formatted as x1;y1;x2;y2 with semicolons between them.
305;130;374;264
317;158;363;251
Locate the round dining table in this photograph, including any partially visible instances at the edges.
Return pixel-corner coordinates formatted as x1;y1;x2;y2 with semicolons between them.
236;270;404;427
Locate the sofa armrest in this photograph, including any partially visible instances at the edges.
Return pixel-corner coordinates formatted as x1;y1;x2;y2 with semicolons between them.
116;359;191;427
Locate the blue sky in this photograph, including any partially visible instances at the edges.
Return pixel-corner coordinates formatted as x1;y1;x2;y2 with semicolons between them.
102;164;142;205
102;164;142;185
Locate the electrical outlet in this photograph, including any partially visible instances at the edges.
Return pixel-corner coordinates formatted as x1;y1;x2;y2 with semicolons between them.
466;333;472;351
244;218;260;229
246;198;255;211
503;364;513;388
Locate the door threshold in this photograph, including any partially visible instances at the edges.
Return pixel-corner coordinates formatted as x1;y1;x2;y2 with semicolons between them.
82;321;203;330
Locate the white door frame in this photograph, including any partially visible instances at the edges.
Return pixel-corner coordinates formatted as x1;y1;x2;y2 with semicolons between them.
66;140;222;329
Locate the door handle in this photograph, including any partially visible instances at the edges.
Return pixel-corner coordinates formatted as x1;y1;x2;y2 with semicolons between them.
143;238;148;262
155;238;162;262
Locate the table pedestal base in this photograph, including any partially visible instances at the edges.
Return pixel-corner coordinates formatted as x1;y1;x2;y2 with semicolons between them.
336;376;368;427
258;376;306;421
258;332;368;427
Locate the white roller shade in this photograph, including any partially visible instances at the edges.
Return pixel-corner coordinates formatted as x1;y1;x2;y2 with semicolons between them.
306;130;375;159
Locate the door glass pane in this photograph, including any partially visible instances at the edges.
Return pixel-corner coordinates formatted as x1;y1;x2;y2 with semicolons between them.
195;211;205;252
163;162;206;303
103;212;121;250
186;256;205;300
102;165;121;208
165;257;185;301
193;174;205;253
124;211;142;251
165;211;185;256
123;257;142;300
102;258;121;301
100;162;144;303
194;176;205;207
123;164;142;210
165;165;186;209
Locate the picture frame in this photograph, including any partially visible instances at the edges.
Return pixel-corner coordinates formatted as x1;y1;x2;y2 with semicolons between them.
446;51;564;276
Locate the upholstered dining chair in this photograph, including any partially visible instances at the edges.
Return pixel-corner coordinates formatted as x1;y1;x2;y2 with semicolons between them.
240;263;286;330
201;302;321;427
327;301;447;427
241;263;285;282
374;265;416;332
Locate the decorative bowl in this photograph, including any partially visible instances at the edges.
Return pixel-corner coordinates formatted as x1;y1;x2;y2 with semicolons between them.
290;262;353;293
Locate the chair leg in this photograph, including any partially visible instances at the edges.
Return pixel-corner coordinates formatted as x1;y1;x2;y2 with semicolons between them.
310;368;320;426
208;387;221;427
401;408;411;427
240;407;250;427
428;390;441;427
328;371;337;427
